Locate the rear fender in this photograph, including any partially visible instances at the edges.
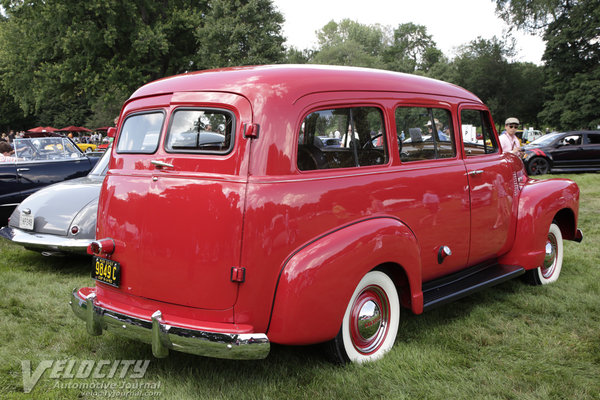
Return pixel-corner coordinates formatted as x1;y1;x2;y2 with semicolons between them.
267;217;422;345
498;178;579;269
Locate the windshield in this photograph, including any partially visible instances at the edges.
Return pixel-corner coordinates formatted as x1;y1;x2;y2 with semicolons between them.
89;147;111;176
13;137;84;161
529;133;560;146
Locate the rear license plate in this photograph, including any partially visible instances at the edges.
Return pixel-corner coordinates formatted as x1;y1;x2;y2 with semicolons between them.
92;256;121;288
19;212;34;230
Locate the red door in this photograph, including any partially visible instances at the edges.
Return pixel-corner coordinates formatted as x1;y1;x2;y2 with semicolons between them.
459;106;517;265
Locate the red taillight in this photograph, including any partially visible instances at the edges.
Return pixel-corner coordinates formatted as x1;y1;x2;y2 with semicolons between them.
71;226;79;235
88;238;115;256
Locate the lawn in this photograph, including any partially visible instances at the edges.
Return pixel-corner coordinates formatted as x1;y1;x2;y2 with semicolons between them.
1;173;599;399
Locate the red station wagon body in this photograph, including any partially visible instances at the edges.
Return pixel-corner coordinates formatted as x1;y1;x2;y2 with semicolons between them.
72;65;582;363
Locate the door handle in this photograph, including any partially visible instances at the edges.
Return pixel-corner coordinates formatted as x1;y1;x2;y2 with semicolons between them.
150;160;174;169
468;170;484;176
17;168;30;172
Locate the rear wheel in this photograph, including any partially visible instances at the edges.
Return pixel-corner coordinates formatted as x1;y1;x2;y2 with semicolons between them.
527;157;550;175
327;271;400;363
525;223;563;285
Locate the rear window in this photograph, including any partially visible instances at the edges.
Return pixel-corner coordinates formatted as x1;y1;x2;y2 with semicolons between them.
117;111;164;154
166;109;234;154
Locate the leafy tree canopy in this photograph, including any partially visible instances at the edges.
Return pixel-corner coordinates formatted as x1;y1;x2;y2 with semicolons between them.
495;0;600;130
0;0;285;129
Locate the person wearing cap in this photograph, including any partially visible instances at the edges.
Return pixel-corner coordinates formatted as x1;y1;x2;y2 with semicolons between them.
500;117;521;155
426;118;449;141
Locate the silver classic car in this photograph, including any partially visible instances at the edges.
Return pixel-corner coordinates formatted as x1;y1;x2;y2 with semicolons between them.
0;148;109;255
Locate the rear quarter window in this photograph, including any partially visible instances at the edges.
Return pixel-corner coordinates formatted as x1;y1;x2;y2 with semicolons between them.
117;111;165;154
166;109;234;154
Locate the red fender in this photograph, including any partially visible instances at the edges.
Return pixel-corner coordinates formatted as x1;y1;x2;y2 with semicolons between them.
267;217;422;345
498;178;579;269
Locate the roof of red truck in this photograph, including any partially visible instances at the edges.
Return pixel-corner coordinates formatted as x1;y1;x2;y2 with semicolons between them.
129;64;482;104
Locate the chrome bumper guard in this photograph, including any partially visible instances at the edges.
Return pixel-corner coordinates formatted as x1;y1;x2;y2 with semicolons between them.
70;289;270;360
0;226;91;254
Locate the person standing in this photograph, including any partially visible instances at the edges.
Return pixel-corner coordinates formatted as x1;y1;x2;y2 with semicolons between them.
500;117;522;155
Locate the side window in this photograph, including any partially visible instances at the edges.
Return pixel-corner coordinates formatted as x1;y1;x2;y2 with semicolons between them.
395;107;455;162
166;109;234;154
461;109;498;156
297;106;387;171
559;134;581;146
586;133;600;145
117;112;164;154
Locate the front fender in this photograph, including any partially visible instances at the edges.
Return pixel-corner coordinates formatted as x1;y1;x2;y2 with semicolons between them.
523;148;553;164
498;178;579;269
267;217;422;345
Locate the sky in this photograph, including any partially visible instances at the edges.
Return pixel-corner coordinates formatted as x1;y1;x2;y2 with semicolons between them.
271;0;546;64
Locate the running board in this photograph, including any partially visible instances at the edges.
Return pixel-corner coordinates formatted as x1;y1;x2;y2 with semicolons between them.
422;263;525;312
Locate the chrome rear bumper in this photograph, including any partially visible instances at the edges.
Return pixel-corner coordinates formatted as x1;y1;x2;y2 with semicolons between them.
0;226;91;255
70;289;270;360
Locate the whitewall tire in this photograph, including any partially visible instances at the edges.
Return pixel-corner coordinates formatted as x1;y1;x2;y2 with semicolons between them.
328;270;400;363
526;223;563;285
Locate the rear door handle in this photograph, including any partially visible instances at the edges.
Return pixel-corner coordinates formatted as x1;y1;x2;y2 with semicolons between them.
468;170;484;176
17;168;30;172
151;160;174;169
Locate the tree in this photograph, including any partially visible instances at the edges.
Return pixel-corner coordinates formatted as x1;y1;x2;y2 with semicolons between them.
0;0;285;128
494;0;600;129
451;37;515;124
538;0;600;129
311;19;389;68
383;23;441;73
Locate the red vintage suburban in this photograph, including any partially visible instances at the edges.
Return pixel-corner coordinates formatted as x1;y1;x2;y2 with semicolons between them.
71;65;582;363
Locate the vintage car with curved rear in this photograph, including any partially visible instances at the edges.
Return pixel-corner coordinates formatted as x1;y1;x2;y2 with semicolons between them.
71;65;582;364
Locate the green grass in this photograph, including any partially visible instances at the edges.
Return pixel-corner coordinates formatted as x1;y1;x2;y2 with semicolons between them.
1;173;599;399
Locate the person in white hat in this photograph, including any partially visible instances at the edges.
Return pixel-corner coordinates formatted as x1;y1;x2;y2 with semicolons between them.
499;117;522;155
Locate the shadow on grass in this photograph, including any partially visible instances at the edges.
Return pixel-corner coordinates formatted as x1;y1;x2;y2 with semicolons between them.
5;246;92;277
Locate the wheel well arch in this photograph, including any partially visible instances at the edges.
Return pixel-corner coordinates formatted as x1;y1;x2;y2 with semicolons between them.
266;217;423;345
553;207;577;240
373;262;413;311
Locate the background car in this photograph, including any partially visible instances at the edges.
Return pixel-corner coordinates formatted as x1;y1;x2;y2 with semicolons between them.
76;142;97;153
522;130;600;175
0;147;109;255
0;137;99;224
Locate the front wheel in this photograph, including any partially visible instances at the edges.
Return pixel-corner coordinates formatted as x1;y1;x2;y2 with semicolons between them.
327;270;400;363
527;157;550;175
525;223;563;285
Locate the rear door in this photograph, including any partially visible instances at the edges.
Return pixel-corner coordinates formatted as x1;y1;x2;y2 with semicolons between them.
101;92;253;310
581;132;600;169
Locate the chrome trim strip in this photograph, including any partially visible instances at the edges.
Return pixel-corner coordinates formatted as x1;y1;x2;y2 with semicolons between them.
70;289;270;360
0;226;92;254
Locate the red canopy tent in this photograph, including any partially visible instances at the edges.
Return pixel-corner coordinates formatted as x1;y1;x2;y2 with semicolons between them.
57;126;92;132
27;126;58;133
94;127;111;132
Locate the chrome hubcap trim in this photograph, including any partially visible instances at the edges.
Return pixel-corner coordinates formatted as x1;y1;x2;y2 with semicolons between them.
542;233;557;278
350;285;390;355
357;300;381;340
